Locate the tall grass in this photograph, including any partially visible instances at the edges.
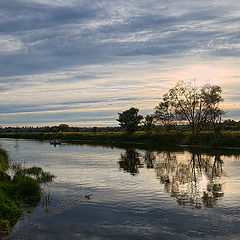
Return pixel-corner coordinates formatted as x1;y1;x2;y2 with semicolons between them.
0;148;54;238
185;131;240;148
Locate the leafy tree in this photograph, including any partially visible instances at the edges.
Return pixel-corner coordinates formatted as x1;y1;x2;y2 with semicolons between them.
58;124;71;132
210;108;224;133
222;119;240;131
143;114;154;134
117;107;143;134
156;81;224;133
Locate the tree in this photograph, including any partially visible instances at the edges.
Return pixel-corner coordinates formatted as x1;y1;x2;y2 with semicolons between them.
210;108;224;133
58;124;71;132
117;107;143;134
153;100;175;132
156;81;224;133
143;114;154;134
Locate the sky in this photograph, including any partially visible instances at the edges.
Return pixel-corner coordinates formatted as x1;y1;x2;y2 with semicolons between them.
0;0;240;127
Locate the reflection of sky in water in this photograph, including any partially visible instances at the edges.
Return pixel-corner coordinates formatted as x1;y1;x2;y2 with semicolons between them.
1;138;240;240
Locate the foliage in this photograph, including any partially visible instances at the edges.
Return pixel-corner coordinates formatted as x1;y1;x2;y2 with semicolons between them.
1;130;240;149
154;100;175;132
57;124;71;132
0;190;22;234
117;107;143;134
185;131;240;147
0;148;54;238
143;114;155;133
0;125;121;133
19;166;55;184
0;148;9;171
221;119;240;131
13;173;41;204
157;81;224;133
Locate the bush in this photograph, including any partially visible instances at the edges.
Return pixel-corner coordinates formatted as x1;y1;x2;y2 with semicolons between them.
13;172;41;204
0;170;11;182
0;147;54;238
0;190;22;234
0;148;9;171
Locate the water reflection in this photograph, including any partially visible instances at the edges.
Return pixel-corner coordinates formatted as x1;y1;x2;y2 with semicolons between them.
144;151;156;169
119;149;143;175
119;149;224;209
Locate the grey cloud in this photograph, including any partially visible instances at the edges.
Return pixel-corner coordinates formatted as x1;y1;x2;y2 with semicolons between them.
0;0;239;125
0;112;116;125
0;97;144;114
225;109;240;119
0;0;99;33
0;0;239;77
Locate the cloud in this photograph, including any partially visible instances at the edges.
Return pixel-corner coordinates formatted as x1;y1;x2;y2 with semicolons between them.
0;0;240;125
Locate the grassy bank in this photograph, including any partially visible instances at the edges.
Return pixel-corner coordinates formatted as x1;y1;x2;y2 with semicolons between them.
0;131;186;147
184;131;240;148
1;131;240;148
0;148;54;238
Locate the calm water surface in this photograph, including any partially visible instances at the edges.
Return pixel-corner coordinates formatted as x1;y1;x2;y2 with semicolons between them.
1;138;240;240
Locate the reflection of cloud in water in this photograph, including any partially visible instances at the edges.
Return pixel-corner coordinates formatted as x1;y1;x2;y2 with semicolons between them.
41;192;93;215
119;149;224;209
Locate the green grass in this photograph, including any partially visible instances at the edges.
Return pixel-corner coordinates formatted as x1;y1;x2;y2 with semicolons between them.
0;148;54;238
185;131;240;148
0;131;186;147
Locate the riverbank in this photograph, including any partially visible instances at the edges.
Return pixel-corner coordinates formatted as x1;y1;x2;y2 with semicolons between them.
0;131;240;148
0;148;54;238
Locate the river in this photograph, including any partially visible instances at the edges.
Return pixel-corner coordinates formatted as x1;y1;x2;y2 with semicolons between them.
1;138;240;240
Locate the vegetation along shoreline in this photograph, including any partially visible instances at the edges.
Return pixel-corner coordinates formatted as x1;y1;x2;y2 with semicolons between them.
0;148;54;238
1;81;240;149
0;131;240;149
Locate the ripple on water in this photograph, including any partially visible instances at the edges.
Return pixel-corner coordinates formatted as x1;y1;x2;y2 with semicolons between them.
1;138;240;240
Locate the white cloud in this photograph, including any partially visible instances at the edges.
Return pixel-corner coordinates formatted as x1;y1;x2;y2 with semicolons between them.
0;34;23;53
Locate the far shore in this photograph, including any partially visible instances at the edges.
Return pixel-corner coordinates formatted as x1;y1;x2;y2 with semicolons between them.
0;131;240;149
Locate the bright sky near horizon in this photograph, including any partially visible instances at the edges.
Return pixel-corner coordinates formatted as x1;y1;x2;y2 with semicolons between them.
0;0;240;127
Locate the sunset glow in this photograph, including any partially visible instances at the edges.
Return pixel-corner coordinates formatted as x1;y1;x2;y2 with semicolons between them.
0;0;239;126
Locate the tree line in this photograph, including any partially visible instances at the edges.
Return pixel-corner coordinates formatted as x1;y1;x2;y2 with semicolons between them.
117;80;226;134
0;81;239;134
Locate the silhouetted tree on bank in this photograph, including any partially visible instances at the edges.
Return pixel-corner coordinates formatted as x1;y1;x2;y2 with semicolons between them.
155;81;224;133
143;114;155;134
154;101;175;132
117;107;143;134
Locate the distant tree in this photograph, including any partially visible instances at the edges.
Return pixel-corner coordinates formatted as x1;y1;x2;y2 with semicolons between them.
143;114;154;134
155;81;224;133
117;107;143;134
58;124;71;132
210;108;224;133
154;100;175;132
222;119;240;131
50;126;58;132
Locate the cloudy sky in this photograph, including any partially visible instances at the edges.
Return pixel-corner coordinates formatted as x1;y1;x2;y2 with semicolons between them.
0;0;240;127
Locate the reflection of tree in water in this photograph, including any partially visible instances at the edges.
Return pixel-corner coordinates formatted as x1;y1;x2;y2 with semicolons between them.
119;149;143;175
144;151;156;168
155;152;224;209
118;149;224;209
